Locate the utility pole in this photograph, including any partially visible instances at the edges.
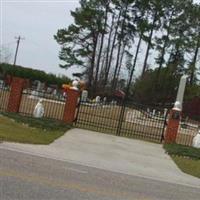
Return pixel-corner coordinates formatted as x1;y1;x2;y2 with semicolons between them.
13;36;24;65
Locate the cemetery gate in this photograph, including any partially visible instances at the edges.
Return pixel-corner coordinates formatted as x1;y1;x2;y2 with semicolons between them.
75;100;169;143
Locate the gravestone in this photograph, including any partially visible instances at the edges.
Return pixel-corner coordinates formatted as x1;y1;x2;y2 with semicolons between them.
95;96;101;104
33;99;44;118
192;130;200;148
103;97;107;105
36;80;42;91
81;90;88;102
30;80;43;99
52;89;57;96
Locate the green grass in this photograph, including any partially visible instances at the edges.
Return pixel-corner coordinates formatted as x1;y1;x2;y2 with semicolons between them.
164;143;200;160
172;156;200;178
0;113;71;144
164;143;200;178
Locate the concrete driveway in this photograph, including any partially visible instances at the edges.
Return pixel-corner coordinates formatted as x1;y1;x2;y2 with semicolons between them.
1;128;200;188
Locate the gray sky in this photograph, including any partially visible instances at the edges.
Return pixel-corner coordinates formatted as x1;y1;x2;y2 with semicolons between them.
1;0;200;78
1;0;80;78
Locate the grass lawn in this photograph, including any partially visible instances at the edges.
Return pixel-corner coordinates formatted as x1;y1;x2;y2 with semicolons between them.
0;113;71;144
172;156;200;178
164;143;200;178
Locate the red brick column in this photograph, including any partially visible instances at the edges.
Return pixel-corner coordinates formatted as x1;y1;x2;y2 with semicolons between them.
63;88;80;123
7;77;25;113
165;109;181;143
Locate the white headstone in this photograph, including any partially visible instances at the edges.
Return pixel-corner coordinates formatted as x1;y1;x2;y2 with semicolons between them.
175;75;188;110
95;96;101;104
81;90;88;102
33;99;44;118
29;90;39;99
53;89;57;96
36;81;42;91
192;130;200;148
152;109;156;116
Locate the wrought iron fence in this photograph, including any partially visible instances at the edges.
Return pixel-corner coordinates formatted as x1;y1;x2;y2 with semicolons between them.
19;88;66;121
75;100;168;143
0;82;10;112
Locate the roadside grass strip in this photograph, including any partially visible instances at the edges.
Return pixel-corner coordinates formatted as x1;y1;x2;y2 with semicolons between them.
0;113;71;144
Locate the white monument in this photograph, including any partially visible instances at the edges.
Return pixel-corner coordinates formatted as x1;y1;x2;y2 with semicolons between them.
33;99;45;118
175;75;188;111
192;130;200;148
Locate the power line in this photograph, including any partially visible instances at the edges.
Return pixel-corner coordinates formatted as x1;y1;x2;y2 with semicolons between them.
13;35;25;65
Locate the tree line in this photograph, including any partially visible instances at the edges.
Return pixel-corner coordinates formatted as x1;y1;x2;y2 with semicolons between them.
55;0;200;104
0;63;71;87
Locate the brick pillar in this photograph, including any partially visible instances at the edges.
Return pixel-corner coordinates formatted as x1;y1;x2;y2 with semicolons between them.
165;108;181;143
7;77;25;113
63;88;80;123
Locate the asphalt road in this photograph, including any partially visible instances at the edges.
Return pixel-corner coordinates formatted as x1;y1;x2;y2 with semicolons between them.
0;148;200;200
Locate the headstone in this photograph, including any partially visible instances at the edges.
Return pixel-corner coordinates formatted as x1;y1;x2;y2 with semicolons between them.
0;80;4;87
33;99;44;118
47;87;52;93
111;100;114;105
152;109;156;116
95;96;101;104
29;90;39;99
81;90;88;102
103;97;107;104
192;130;200;148
52;89;57;96
175;75;188;110
147;108;150;113
36;80;42;91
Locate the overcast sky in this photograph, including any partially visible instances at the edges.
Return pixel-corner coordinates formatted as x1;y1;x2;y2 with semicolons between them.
1;0;80;78
1;0;200;78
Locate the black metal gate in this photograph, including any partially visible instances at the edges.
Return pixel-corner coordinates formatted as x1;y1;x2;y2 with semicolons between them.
75;99;168;143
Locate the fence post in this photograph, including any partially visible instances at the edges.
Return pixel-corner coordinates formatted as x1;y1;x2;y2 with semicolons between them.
7;77;25;113
63;88;80;124
165;105;181;144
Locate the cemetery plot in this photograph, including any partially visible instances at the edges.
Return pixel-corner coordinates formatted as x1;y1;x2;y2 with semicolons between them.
76;101;167;142
19;89;66;120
